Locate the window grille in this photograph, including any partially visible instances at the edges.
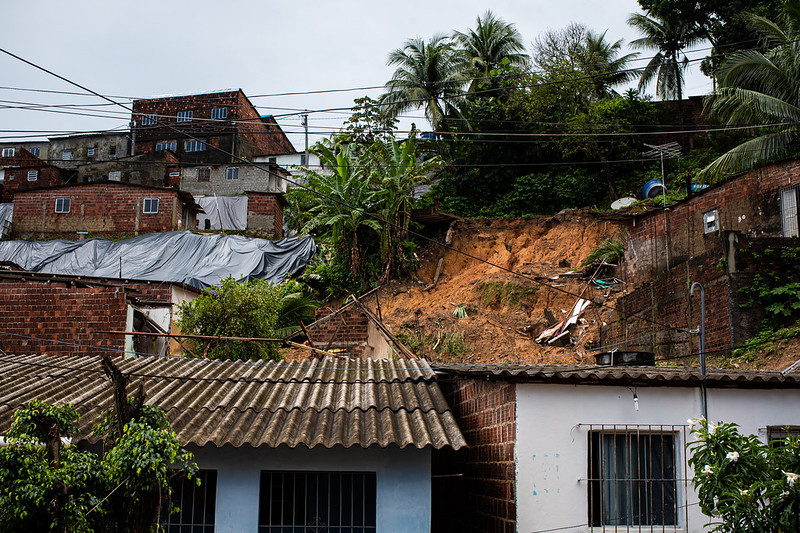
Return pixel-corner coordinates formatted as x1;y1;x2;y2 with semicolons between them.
211;107;228;119
27;170;38;181
143;198;159;214
586;424;688;530
258;471;376;533
142;114;158;126
156;141;177;152
177;110;193;123
159;469;217;532
226;167;239;180
768;426;800;447
185;140;207;152
54;198;71;214
62;150;72;161
197;168;210;182
1;147;14;157
781;186;800;237
87;147;95;157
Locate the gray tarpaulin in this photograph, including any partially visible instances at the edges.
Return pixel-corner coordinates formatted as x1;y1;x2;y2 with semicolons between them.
0;231;316;289
0;204;11;236
196;196;247;230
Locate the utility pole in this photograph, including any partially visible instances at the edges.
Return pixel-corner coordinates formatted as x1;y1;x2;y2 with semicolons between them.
690;282;708;421
301;111;309;167
129;119;136;156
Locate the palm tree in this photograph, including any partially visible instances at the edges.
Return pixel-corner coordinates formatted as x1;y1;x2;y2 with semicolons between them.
380;35;467;131
578;30;640;100
628;11;703;118
699;1;800;182
453;10;529;77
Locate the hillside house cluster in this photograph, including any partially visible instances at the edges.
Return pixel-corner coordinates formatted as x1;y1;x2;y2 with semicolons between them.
0;89;297;238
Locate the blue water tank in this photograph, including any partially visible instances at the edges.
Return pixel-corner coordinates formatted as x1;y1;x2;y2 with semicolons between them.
641;179;667;199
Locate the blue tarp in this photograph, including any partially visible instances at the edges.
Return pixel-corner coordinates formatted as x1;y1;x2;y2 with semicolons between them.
0;231;316;289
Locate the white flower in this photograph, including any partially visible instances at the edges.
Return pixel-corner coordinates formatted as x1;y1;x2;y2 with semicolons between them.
726;451;739;462
740;488;749;496
709;422;718;435
702;464;714;474
785;471;798;487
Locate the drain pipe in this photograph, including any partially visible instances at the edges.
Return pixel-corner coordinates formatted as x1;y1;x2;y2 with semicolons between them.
690;282;708;421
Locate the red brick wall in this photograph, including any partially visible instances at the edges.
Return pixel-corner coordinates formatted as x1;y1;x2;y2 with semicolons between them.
433;376;517;533
0;279;128;355
1;148;65;201
247;192;284;237
235;93;294;155
11;183;183;239
308;306;369;347
622;159;798;284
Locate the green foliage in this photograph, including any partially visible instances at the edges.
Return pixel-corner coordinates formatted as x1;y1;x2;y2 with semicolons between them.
396;322;471;361
477;280;537;307
0;400;196;533
176;276;282;360
732;326;800;362
581;236;626;267
688;419;800;532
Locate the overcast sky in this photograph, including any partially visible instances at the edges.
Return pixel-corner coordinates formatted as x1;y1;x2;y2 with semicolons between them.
1;0;713;151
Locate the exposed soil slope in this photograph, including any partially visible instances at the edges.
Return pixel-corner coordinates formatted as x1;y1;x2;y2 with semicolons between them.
374;210;625;365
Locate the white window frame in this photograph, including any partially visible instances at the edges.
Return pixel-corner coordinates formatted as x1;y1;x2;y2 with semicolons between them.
211;107;228;120
781;186;800;237
155;141;177;152
226;167;239;180
141;114;157;126
703;209;718;234
54;197;71;214
87;147;95;158
27;170;38;182
185;140;207;153
587;424;683;529
142;198;160;214
1;148;14;157
62;150;72;161
177;110;193;123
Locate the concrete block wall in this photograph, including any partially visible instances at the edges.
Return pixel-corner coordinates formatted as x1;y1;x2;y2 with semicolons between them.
11;183;186;239
0;279;128;355
180;165;285;197
432;376;517;533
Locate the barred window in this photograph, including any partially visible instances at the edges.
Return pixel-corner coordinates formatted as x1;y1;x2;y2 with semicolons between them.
185;140;207;153
27;170;38;181
211;107;228;120
177;110;193;123
588;425;682;529
87;147;95;158
156;141;177;152
142;114;158;126
258;471;376;532
159;469;217;532
197;168;210;182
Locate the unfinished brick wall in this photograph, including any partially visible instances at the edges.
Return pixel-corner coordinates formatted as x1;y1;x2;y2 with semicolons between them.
0;279;128;355
622;159;798;285
247;192;284;237
1;148;65;202
11;182;187;239
604;234;800;358
433;376;516;533
305;306;369;356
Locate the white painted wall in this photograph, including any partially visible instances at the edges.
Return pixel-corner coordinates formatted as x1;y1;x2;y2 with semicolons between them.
516;383;800;533
189;443;431;533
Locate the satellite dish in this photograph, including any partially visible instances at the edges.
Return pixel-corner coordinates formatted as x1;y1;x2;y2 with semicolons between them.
611;197;637;210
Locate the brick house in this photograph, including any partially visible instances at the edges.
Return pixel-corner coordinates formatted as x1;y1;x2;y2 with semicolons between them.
601;157;800;358
48;132;131;170
0;270;199;357
0;147;66;202
11;181;203;239
431;362;800;533
131;89;296;163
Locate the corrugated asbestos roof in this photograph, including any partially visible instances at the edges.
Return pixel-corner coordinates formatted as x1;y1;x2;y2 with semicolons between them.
432;363;800;388
0;354;466;450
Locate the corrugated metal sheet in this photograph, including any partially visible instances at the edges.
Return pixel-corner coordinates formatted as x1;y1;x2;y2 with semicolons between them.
432;362;800;388
0;354;466;450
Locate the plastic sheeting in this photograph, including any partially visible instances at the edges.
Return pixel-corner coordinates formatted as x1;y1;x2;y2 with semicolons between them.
196;196;247;230
0;203;11;236
0;231;316;289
